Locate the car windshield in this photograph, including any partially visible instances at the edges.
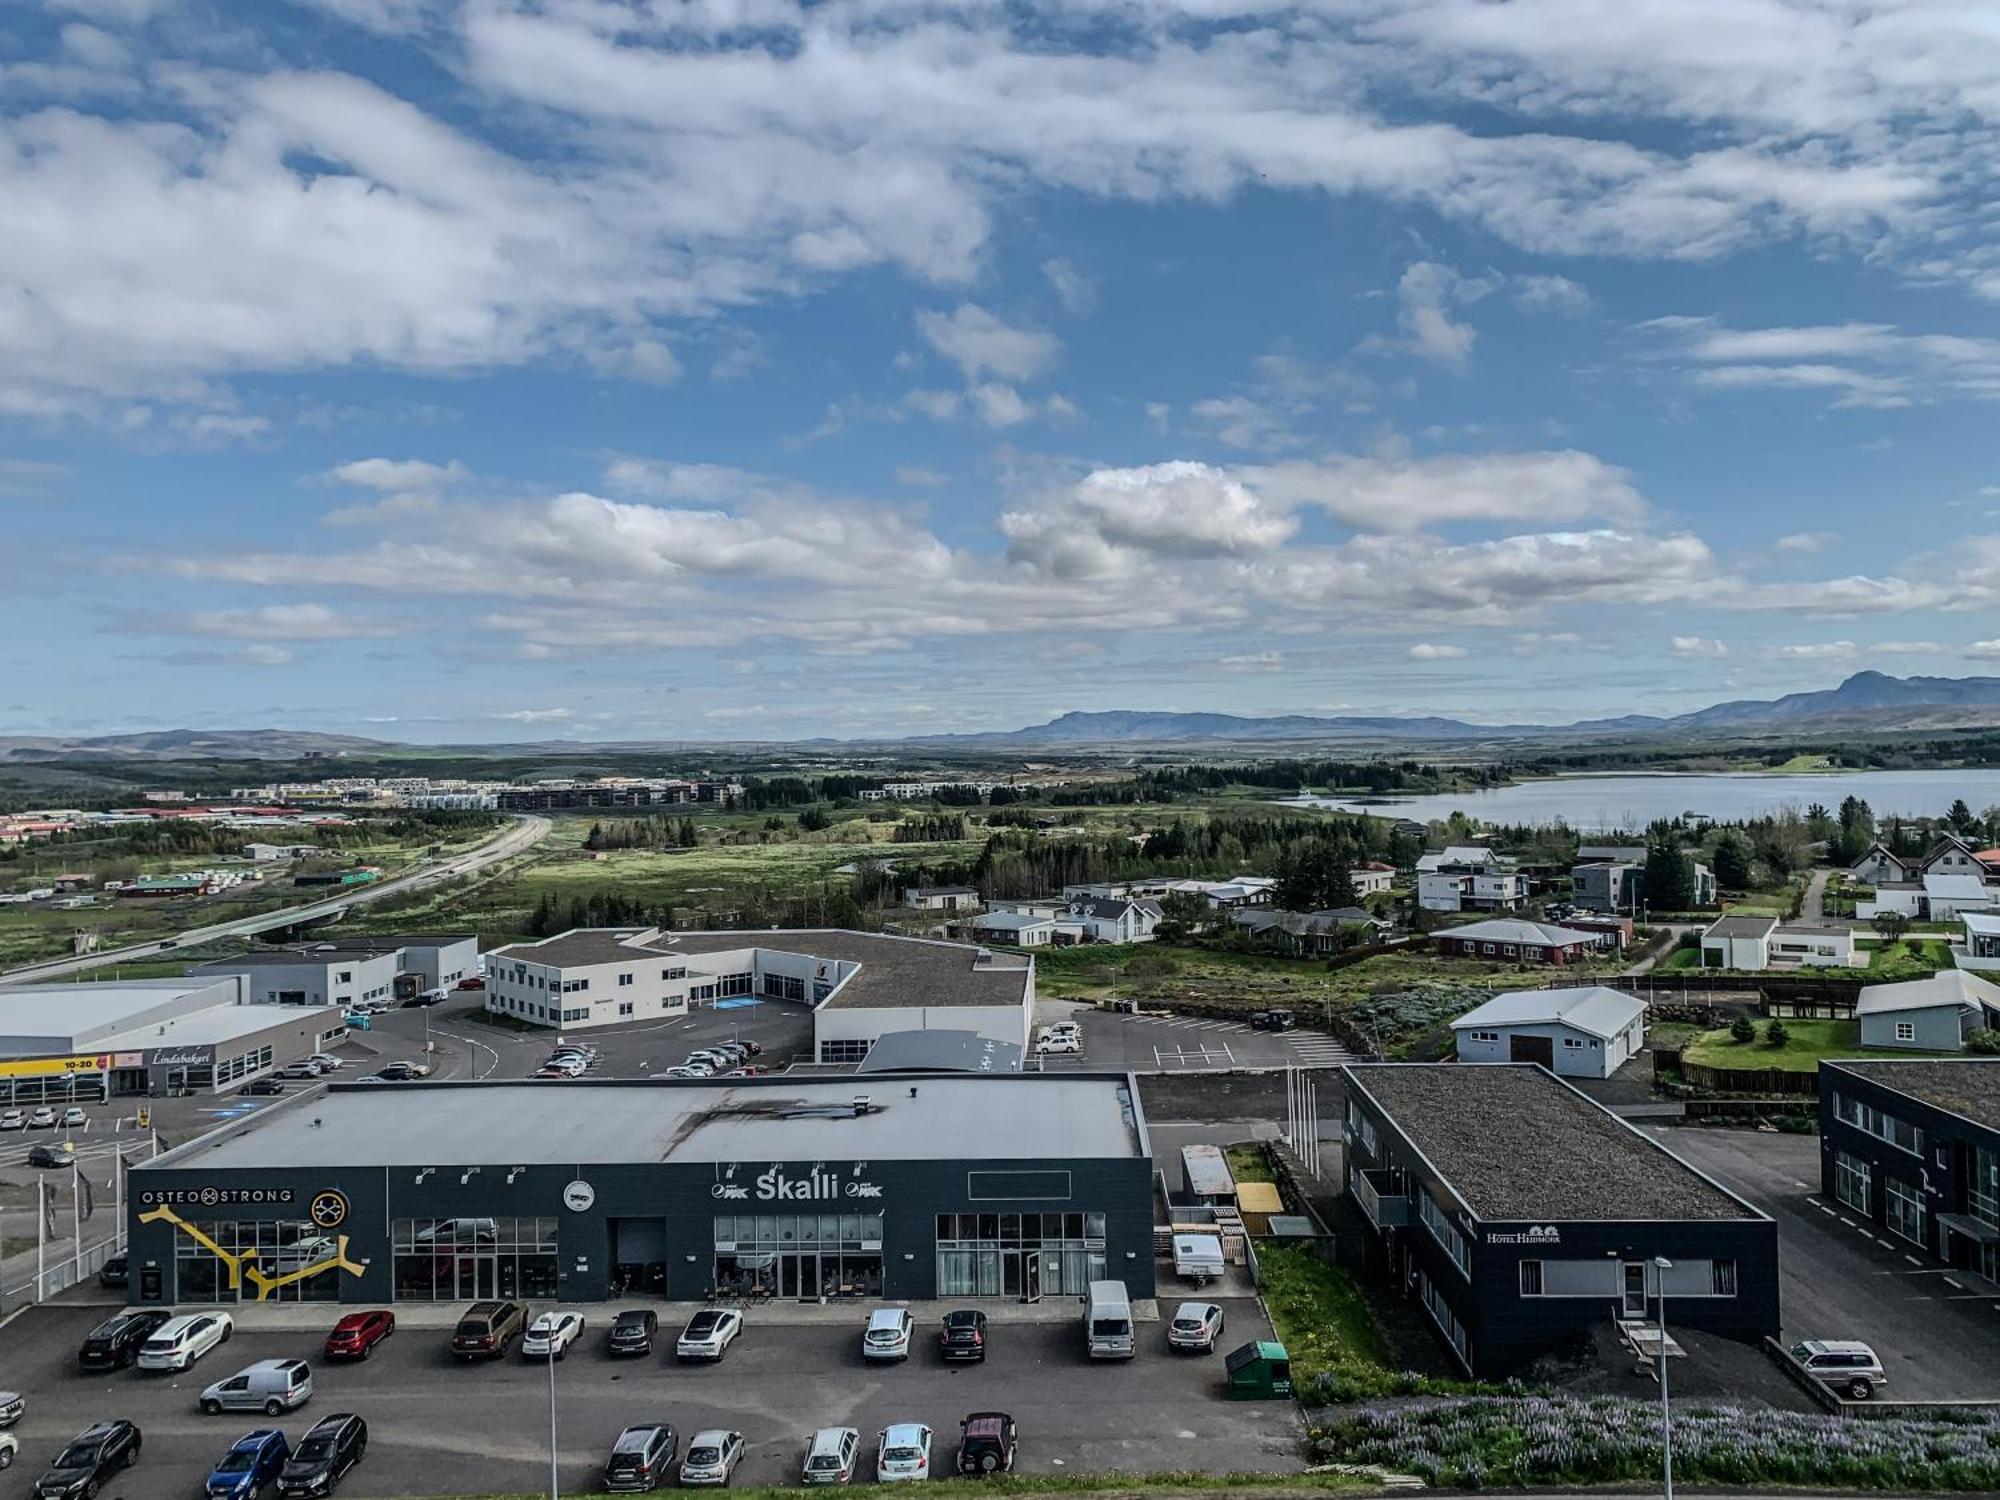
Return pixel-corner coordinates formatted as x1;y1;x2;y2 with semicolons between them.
687;1447;722;1465
1173;1316;1203;1329
613;1431;655;1455
295;1439;334;1462
56;1444;100;1468
216;1452;258;1473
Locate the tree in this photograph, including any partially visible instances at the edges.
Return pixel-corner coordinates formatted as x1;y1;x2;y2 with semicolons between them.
1950;798;1978;834
1152;891;1213;943
1874;909;1911;945
797;805;832;832
1711;831;1754;891
1643;823;1695;913
1730;1015;1756;1044
1764;1019;1790;1048
1272;835;1359;912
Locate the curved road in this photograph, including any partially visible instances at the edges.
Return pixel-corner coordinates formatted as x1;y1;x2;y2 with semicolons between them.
0;814;549;986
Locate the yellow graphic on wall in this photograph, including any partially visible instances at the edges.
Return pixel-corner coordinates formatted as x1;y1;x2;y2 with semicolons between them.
139;1204;368;1301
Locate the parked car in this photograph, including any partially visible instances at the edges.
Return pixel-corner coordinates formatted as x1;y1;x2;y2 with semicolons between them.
875;1424;932;1484
200;1359;313;1417
955;1414;1017;1476
607;1309;658;1357
242;1078;285;1096
205;1428;289;1500
680;1430;746;1487
801;1428;859;1486
308;1054;345;1072
676;1308;743;1362
602;1424;678;1493
340;1012;372;1031
0;1109;24;1131
322;1310;394;1362
1167;1301;1225;1354
532;1066;576;1081
27;1145;72;1169
276;1063;321;1081
0;1428;14;1474
520;1310;585;1360
138;1312;233;1372
448;1300;524;1361
1791;1340;1889;1399
660;1066;706;1078
0;1391;21;1428
27;1107;56;1129
862;1307;914;1362
1248;1009;1295;1032
97;1255;128;1290
60;1106;87;1128
373;1061;429;1081
1034;1034;1081;1055
78;1309;175;1372
939;1310;987;1363
35;1420;140;1499
274;1414;365;1497
454;976;485;991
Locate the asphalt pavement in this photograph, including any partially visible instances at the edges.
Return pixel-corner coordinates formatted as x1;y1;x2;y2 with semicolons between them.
1031;1000;1354;1074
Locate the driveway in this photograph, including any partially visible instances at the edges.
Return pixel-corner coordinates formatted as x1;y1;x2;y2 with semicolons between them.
1655;1125;2000;1400
1034;999;1354;1073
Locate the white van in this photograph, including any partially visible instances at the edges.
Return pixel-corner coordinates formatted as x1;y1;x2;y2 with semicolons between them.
1084;1280;1134;1360
200;1358;313;1415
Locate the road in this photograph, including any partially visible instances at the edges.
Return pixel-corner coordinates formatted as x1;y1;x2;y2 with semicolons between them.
0;815;550;986
1801;866;1832;922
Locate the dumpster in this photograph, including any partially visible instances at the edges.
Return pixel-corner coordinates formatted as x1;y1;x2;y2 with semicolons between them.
1223;1340;1293;1399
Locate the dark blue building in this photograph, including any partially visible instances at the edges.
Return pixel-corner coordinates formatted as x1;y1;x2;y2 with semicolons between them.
1342;1062;1780;1376
126;1074;1155;1309
1819;1059;2000;1287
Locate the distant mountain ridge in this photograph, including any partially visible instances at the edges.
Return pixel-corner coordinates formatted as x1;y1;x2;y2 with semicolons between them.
9;673;2000;755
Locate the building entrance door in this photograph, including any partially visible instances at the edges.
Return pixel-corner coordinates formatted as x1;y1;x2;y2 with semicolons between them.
456;1252;498;1301
1021;1251;1042;1304
1621;1262;1647;1317
780;1252;820;1300
1509;1035;1555;1068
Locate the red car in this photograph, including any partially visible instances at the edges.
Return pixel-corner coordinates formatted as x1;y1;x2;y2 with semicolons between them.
323;1309;396;1360
455;976;485;991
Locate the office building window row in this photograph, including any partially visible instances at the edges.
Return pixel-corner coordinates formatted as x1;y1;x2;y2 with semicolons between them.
1885;1176;1927;1247
1834;1149;1872;1214
1417;1188;1470;1275
1833;1093;1922;1155
1415;1268;1470;1365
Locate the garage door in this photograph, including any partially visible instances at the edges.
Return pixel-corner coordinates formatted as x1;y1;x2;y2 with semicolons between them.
1509;1034;1554;1067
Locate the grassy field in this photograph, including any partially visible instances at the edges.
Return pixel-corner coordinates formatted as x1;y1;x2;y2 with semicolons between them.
1225;1145;1276;1184
1682;1018;1957;1072
1859;937;1955;977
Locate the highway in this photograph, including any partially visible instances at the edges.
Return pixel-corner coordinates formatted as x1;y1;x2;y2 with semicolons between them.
0;814;549;986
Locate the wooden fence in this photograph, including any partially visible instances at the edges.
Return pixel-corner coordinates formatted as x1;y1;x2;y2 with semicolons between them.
1653;1045;1820;1097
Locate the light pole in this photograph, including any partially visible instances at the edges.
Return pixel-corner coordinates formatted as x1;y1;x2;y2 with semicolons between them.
547;1342;560;1500
1654;1255;1674;1500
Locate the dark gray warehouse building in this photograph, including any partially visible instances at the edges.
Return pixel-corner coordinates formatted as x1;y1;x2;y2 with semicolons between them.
1342;1063;1780;1376
125;1074;1154;1308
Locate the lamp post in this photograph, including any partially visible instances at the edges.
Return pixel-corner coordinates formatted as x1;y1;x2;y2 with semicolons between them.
547;1341;560;1500
1654;1255;1674;1500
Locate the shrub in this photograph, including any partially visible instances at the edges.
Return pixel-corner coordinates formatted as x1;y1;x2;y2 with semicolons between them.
1765;1019;1790;1048
1730;1015;1757;1044
1969;1029;2000;1056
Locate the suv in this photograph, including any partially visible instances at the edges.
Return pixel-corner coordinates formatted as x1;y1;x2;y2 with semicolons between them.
862;1307;914;1362
449;1301;525;1361
602;1424;679;1493
36;1420;141;1499
78;1309;175;1372
206;1429;290;1500
956;1413;1018;1476
608;1309;658;1357
275;1414;366;1497
939;1310;987;1362
1248;1009;1295;1032
802;1427;859;1486
1791;1340;1888;1400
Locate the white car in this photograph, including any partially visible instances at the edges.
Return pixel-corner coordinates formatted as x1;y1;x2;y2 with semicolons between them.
876;1424;932;1484
521;1310;586;1360
27;1108;57;1130
60;1106;87;1128
675;1308;743;1361
1167;1301;1226;1353
137;1311;233;1371
861;1307;913;1362
680;1430;746;1486
309;1054;345;1071
0;1427;15;1472
0;1110;24;1132
1035;1034;1082;1055
802;1427;859;1486
661;1066;706;1079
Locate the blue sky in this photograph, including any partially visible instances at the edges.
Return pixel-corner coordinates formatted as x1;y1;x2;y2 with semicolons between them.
4;0;1999;742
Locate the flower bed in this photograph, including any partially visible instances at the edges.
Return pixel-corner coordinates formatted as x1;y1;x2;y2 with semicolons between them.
1310;1396;2000;1490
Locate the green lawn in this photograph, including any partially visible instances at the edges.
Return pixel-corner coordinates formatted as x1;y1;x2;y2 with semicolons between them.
1683;1018;1958;1072
1252;1241;1395;1390
1225;1144;1275;1184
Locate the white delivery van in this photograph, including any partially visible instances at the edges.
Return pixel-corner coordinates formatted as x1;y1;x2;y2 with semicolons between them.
1172;1233;1225;1284
1084;1280;1134;1360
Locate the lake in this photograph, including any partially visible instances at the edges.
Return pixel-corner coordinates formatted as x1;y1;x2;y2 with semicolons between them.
1282;769;2000;831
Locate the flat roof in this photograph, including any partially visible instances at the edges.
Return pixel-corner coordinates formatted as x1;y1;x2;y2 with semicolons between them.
190;945;400;970
664;930;1032;1010
1825;1059;2000;1131
137;1075;1145;1171
856;1029;1023;1074
489;929;669;968
104;1003;320;1051
1705;914;1779;939
1344;1063;1762;1224
0;977;246;1054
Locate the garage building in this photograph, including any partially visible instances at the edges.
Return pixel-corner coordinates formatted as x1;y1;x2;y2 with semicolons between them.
1451;986;1646;1079
1343;1062;1779;1376
125;1073;1154;1308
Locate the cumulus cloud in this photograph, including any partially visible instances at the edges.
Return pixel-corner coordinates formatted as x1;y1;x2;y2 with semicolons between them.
916;305;1060;383
1374;262;1487;371
1775;531;1834;553
1776;641;1857;660
1041;259;1096;315
1407;642;1468;660
1670;635;1729;658
1514;274;1593;314
1245;450;1646;532
327;457;468;490
1002;462;1297;578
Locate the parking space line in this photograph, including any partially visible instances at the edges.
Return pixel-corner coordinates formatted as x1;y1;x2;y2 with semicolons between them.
1944;1277;1965;1292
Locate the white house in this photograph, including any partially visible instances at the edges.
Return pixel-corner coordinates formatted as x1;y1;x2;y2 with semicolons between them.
1418;872;1474;912
1699;914;1779;969
1924;874;1999;921
1766;924;1861;968
969;911;1056;947
1451;985;1647;1079
903;886;981;912
1954;911;2000;973
1469;870;1528;911
1064;896;1162;944
1415;845;1500;875
1352;862;1395;896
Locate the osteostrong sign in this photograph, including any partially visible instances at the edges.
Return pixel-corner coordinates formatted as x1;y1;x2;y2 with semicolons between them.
711;1164;884;1202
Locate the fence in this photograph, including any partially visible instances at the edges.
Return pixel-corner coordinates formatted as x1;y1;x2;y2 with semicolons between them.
0;1230;125;1313
1653;1046;1820;1097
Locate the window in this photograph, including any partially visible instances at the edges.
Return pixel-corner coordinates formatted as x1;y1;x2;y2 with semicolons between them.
1834;1149;1872;1215
935;1211;1104;1298
1711;1260;1737;1296
1343;1099;1377;1156
618;1002;634;1017
1468;1030;1499;1044
1834;1093;1922;1154
336;970;352;983
1885;1177;1926;1246
618;973;634;987
1894;1021;1916;1042
1415;1269;1471;1366
1563;1037;1584;1049
1417;1189;1470;1276
818;1038;872;1064
1519;1260;1543;1296
662;967;686;980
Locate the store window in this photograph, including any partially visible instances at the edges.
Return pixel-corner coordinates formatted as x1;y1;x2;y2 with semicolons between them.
712;1213;884;1301
818;1039;872;1064
1885;1177;1926;1247
391;1217;559;1302
173;1219;346;1303
935;1211;1107;1299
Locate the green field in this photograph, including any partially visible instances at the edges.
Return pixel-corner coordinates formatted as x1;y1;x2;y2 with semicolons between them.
1682;1018;1958;1073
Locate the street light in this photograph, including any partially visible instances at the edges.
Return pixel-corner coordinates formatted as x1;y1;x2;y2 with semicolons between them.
1654;1255;1674;1500
547;1338;560;1500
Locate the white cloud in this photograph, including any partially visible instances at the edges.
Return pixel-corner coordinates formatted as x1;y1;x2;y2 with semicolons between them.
1776;641;1857;660
157;603;403;641
1246;450;1646;532
1649;318;2000;409
915;305;1060;383
894;466;949;488
1670;635;1729;658
1189;396;1300;452
1002;461;1298;578
1041;259;1096;314
1775;531;1834;553
703;704;767;721
495;707;575;722
327;457;468;490
1374;262;1485;371
1407;642;1468;660
1217;651;1283;672
243;644;294;666
1514;274;1593;315
1966;641;2000;660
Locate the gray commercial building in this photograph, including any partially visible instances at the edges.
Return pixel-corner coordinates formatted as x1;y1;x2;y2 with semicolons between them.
189;933;478;1008
125;1074;1155;1309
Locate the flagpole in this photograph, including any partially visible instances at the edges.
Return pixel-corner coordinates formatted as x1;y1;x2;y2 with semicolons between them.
72;1161;82;1281
36;1176;46;1302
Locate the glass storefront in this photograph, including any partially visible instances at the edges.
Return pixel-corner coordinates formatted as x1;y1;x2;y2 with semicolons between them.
712;1213;884;1301
174;1218;345;1303
392;1216;559;1301
935;1211;1107;1299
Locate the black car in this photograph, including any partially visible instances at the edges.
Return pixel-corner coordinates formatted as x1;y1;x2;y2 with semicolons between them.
275;1414;366;1497
608;1308;658;1357
242;1078;285;1096
602;1424;678;1493
956;1413;1018;1476
27;1145;71;1169
1248;1009;1295;1032
939;1309;987;1362
36;1420;141;1499
78;1309;175;1372
97;1255;128;1289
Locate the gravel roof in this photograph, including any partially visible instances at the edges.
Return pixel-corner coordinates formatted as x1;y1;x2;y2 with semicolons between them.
1825;1059;2000;1131
1704;914;1778;939
489;929;672;967
663;929;1032;1010
1344;1063;1761;1223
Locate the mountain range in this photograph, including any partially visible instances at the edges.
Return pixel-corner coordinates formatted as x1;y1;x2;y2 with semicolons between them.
8;673;2000;757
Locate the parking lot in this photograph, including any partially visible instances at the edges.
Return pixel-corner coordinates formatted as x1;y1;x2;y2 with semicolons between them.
1031;1001;1353;1073
0;1296;1300;1498
1657;1126;2000;1401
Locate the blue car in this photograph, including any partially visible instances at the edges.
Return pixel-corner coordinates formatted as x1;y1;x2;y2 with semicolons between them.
341;1011;372;1031
208;1428;291;1499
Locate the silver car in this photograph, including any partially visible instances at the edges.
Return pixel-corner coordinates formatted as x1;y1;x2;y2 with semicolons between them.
1167;1301;1225;1353
679;1430;745;1486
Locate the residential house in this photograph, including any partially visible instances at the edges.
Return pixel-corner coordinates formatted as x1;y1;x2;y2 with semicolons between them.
1352;862;1395;897
1576;845;1647;865
1767;924;1860;968
1700;914;1858;970
1856;970;2000;1052
1064;896;1163;944
968;911;1056;948
1415;845;1501;876
1869;874;2000;922
1850;841;1917;885
1417;871;1475;913
1233;906;1392;955
1451;985;1647;1079
1433;918;1603;966
1954;912;2000;974
1571;860;1643;915
903;885;981;912
1853;833;1992;888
